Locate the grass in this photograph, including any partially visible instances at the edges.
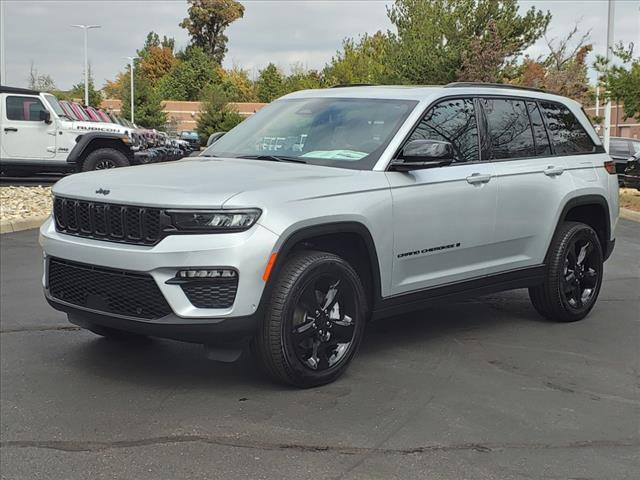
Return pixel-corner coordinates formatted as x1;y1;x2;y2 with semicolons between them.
620;188;640;212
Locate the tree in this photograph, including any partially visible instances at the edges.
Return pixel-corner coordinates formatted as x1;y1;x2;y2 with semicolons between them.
256;63;284;102
219;66;258;102
157;46;219;100
138;31;178;86
121;64;166;129
103;72;126;99
386;0;551;84
323;32;396;85
28;62;56;92
70;64;102;106
197;84;243;142
180;0;245;64
595;43;640;121
513;24;593;103
458;20;511;82
283;64;324;93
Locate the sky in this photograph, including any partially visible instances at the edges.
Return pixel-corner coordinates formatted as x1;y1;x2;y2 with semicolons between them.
2;0;639;90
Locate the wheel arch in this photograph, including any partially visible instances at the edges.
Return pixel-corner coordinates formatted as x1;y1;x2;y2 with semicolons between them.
262;221;383;313
67;133;134;168
549;194;612;261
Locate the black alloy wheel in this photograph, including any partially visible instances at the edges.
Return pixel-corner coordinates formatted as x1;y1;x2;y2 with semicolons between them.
529;222;603;322
288;272;357;371
252;250;367;387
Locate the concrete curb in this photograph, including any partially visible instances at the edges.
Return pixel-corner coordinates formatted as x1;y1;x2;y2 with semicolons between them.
0;215;49;234
620;208;640;223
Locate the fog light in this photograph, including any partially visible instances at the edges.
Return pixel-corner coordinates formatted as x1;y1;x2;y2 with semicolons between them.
177;269;236;279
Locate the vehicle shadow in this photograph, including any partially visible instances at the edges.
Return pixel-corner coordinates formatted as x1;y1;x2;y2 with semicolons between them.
64;290;541;390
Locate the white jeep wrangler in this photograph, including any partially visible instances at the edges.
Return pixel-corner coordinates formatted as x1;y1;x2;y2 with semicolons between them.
0;85;136;175
40;83;619;387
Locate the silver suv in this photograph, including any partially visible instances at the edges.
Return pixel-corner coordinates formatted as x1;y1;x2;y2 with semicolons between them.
41;83;619;387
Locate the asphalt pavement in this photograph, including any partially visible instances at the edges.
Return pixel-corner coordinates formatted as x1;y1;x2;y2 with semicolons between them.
1;221;638;479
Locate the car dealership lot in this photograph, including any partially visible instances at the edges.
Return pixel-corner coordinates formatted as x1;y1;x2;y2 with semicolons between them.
1;222;638;480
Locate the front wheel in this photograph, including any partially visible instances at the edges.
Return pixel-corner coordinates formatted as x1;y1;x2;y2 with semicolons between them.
251;251;367;388
81;148;130;172
529;222;603;322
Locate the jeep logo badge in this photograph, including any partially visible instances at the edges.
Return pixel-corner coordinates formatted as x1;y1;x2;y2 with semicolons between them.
95;188;110;195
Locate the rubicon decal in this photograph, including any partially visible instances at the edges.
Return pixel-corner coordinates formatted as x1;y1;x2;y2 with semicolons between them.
397;242;461;259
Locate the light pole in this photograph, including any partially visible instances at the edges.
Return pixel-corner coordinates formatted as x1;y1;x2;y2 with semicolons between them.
603;0;615;152
123;56;139;124
71;24;101;105
0;0;6;84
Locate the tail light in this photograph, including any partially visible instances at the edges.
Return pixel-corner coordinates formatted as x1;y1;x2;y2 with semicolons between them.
604;160;616;174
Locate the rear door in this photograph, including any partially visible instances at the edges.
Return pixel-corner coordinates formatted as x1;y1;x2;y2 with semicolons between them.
486;97;598;272
387;97;498;295
2;95;56;159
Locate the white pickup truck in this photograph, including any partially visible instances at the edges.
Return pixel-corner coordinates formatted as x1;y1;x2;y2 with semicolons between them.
0;85;136;175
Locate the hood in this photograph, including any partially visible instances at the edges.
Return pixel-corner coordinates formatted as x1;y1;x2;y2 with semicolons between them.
60;119;128;135
52;157;369;208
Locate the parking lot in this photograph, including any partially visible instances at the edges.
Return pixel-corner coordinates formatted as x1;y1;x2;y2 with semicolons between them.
0;220;638;479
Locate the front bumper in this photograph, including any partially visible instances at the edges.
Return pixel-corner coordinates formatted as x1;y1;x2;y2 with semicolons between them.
40;217;279;338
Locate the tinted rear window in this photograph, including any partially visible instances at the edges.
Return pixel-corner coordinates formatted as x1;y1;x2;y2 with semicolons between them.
480;98;535;160
526;101;552;156
539;101;595;155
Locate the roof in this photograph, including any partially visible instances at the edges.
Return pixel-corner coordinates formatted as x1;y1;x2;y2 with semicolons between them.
281;83;569;103
0;85;40;95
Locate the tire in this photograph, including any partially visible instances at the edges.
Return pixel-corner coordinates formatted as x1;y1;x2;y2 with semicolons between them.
251;250;367;388
85;324;146;341
81;148;130;172
529;221;603;322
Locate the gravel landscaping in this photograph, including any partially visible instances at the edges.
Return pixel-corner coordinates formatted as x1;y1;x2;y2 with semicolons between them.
0;186;52;223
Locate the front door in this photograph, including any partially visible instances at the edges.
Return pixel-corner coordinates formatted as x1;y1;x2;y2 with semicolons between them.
387;97;498;296
2;95;56;160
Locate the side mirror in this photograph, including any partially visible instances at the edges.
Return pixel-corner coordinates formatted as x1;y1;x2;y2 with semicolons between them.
207;131;226;147
390;139;454;171
39;110;52;124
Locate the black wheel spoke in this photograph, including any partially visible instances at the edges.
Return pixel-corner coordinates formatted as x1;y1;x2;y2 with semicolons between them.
330;315;355;343
292;316;316;341
583;268;598;287
321;280;340;312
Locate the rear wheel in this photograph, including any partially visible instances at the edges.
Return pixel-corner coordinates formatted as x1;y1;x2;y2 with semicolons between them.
81;148;130;172
529;222;603;322
251;250;367;387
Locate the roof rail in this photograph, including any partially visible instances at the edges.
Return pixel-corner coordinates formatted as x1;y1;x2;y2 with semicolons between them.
330;83;375;88
444;82;548;94
0;85;40;95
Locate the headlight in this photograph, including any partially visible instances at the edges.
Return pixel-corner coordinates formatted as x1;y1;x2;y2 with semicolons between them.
167;209;262;232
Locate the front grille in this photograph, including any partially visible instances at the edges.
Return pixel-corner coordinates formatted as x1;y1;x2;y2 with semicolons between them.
48;258;172;319
53;197;164;245
181;280;238;309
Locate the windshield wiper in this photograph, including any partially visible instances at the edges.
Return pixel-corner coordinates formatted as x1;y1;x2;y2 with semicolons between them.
236;154;307;164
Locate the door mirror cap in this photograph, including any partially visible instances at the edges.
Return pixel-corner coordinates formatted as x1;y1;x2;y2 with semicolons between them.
390;139;454;171
39;110;52;124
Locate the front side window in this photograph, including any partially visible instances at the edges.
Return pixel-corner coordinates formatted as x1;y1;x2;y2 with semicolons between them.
539;101;596;155
408;98;479;163
6;96;48;121
202;97;417;170
480;98;535;160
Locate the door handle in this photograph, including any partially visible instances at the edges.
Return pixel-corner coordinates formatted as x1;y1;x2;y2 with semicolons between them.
4;127;18;132
466;173;491;184
544;165;564;177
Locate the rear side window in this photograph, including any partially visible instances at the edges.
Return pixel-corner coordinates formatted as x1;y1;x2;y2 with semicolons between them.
480;98;535;160
526;101;552;156
6;96;48;121
539;101;596;155
408;98;479;163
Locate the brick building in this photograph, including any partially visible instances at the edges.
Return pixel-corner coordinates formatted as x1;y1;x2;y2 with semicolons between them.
100;99;266;133
584;103;639;139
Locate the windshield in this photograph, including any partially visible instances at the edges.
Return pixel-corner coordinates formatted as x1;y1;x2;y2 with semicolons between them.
201;97;417;170
43;94;69;119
